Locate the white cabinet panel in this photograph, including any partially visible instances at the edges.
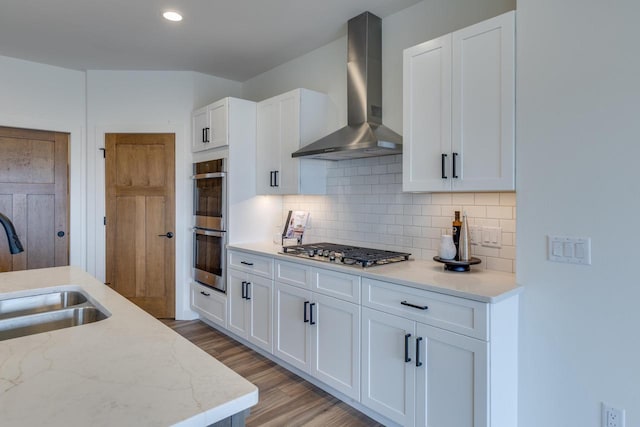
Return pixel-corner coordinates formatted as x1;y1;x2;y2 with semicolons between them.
191;282;226;328
361;307;416;426
417;323;488;427
403;11;515;192
452;12;515;191
207;99;228;149
228;250;273;278
403;34;452;192
227;268;273;353
273;281;312;371
310;293;360;400
256;88;332;195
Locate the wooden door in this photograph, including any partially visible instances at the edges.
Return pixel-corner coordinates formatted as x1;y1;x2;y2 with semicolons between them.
105;133;175;318
0;126;69;272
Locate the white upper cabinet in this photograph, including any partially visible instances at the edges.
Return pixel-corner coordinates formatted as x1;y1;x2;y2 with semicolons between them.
256;88;332;195
192;97;230;152
403;11;515;192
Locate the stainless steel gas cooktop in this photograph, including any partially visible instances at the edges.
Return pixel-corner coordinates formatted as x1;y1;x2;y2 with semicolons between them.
281;242;411;268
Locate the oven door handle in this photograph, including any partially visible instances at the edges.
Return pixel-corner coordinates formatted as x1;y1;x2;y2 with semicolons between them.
192;172;226;179
193;228;225;237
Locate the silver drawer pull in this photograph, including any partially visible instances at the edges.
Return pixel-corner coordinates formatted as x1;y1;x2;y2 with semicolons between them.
401;301;428;310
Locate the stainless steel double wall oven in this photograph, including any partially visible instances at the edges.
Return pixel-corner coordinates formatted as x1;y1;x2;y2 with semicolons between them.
192;158;226;293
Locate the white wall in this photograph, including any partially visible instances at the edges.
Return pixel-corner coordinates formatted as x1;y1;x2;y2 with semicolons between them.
86;70;242;319
0;56;87;269
517;0;640;425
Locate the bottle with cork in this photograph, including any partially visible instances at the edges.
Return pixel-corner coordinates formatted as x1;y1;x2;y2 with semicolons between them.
452;211;462;260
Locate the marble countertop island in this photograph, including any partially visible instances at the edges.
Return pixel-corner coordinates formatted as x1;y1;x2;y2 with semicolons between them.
0;266;257;426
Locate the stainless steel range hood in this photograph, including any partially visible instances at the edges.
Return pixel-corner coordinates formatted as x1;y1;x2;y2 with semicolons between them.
292;11;402;160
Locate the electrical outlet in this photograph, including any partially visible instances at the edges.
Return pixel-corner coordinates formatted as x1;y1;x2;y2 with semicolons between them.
602;403;625;427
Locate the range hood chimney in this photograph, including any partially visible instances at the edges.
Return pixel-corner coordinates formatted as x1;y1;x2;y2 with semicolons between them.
292;11;402;160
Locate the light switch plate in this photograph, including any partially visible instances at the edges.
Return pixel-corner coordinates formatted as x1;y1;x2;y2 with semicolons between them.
548;235;591;265
481;226;502;248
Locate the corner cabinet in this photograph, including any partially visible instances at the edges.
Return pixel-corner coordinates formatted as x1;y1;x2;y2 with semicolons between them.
361;277;517;427
256;88;333;195
403;11;515;192
191;97;230;152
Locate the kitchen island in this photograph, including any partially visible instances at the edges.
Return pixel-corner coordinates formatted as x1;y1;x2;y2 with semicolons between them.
0;266;258;426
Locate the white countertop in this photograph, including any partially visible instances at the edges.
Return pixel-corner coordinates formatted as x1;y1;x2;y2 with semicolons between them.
228;242;521;303
0;266;258;427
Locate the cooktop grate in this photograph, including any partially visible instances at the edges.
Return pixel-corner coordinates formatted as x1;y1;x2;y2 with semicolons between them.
282;242;411;268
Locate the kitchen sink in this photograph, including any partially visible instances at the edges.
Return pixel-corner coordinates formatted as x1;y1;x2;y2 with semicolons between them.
0;288;110;341
0;290;88;320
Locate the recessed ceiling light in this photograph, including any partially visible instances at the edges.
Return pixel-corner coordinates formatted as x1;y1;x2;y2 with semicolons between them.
163;11;183;22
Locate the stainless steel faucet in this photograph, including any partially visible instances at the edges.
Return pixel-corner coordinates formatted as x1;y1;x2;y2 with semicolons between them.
0;212;24;254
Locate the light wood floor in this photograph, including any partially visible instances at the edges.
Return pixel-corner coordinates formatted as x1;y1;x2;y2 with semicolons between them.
162;319;384;427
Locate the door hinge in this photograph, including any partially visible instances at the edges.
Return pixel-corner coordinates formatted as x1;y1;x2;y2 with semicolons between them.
103;216;106;226
99;148;106;158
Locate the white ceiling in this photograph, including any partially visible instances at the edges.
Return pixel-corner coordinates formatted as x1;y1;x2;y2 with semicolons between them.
0;0;421;81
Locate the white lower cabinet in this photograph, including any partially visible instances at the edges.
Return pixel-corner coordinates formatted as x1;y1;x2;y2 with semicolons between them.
191;282;227;328
273;280;361;400
217;250;518;427
227;268;273;353
362;307;488;427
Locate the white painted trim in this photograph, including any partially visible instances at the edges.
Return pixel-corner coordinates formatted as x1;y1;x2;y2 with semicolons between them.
0;114;87;271
88;122;197;320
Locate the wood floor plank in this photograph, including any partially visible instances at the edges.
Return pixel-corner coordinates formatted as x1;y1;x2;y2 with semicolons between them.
162;319;384;427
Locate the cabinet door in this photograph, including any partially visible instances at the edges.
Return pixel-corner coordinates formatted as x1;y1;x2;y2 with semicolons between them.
415;323;488;427
208;99;228;149
246;274;273;353
310;293;360;400
192;106;209;152
451;11;515;191
256;99;282;195
227;269;248;338
403;34;452;192
191;282;226;328
277;91;301;194
273;282;312;371
361;307;416;426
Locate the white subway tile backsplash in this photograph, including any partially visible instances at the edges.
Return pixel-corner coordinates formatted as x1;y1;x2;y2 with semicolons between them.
283;155;517;273
486;206;513;219
431;193;453;205
452;193;475;205
500;192;516;206
475;193;501;206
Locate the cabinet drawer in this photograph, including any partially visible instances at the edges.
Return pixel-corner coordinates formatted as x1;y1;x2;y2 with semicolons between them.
191;282;227;328
228;250;273;278
312;267;360;303
275;260;312;289
362;278;488;340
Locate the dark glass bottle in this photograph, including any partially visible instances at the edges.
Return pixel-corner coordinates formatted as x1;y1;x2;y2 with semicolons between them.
452;211;462;260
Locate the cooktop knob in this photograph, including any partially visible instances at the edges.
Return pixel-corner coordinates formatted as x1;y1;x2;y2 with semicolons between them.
308;249;315;257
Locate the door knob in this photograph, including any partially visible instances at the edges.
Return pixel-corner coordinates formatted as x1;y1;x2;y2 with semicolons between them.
158;232;174;238
57;231;65;238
